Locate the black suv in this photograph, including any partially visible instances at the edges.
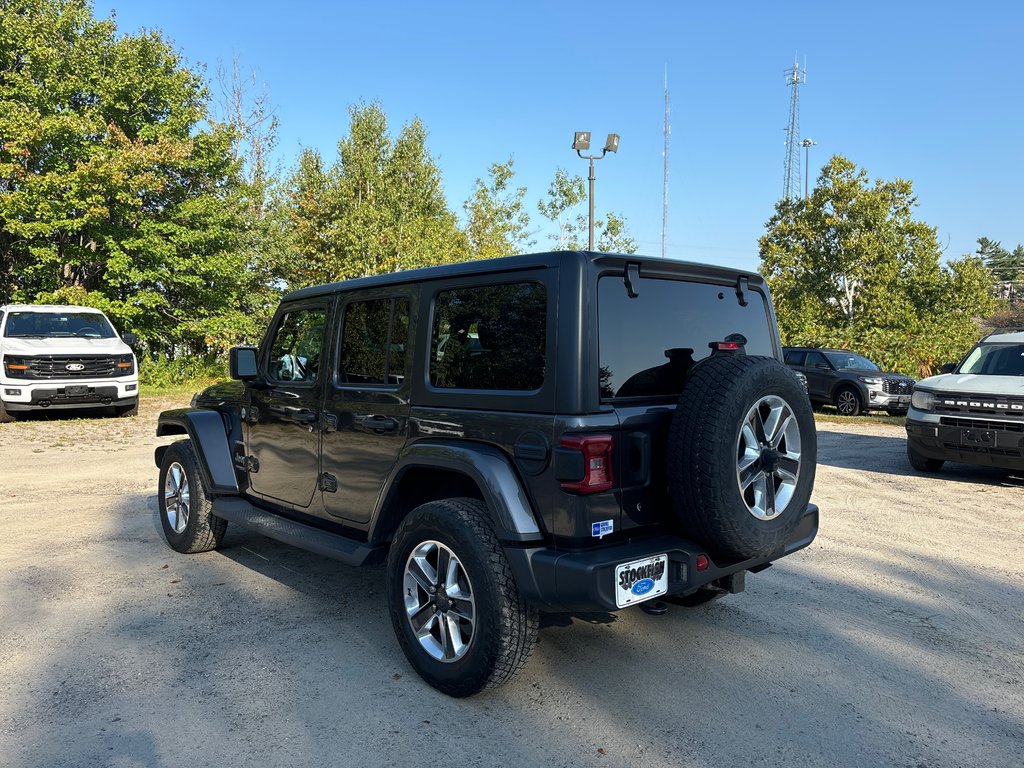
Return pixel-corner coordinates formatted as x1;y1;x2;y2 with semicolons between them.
783;346;916;416
155;251;818;696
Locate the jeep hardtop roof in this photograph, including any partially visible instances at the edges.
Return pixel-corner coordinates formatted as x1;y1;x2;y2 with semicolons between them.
282;251;766;302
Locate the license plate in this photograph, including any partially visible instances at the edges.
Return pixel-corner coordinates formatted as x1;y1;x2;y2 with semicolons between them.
961;429;994;446
64;385;89;396
614;554;668;608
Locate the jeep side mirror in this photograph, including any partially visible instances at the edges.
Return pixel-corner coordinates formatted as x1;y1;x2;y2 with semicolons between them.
940;362;956;374
121;332;139;347
230;346;259;380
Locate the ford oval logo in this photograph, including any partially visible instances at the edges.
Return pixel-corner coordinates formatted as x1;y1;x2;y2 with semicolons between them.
631;578;655;596
65;363;85;371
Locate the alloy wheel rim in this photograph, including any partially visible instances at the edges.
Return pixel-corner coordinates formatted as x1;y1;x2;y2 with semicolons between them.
164;461;190;533
736;395;802;521
403;540;476;663
837;390;857;415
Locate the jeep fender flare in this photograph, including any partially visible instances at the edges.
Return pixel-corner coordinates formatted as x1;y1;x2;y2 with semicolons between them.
372;440;543;544
154;408;239;495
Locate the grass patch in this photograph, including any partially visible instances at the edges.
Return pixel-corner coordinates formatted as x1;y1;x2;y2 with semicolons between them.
813;409;906;427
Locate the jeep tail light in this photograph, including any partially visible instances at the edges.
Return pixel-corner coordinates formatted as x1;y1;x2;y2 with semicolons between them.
711;341;742;351
696;554;710;571
559;434;614;494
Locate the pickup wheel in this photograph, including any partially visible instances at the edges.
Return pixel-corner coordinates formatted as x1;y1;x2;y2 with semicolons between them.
158;440;227;553
668;355;816;561
386;498;538;697
117;399;139;417
833;385;863;416
0;399;15;424
907;442;944;472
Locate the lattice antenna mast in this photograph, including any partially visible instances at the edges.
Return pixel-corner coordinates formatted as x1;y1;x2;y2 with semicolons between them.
662;65;670;258
782;57;806;201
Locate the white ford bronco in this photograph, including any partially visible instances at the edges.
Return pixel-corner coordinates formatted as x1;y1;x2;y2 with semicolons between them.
0;304;139;422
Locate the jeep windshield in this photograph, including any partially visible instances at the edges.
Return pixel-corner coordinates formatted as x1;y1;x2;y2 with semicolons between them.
822;351;880;371
958;343;1024;376
4;311;116;339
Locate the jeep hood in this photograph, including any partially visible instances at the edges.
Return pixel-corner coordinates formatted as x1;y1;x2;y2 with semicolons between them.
916;373;1024;396
1;337;132;356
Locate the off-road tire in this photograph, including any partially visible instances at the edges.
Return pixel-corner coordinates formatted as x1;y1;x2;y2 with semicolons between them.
386;498;539;697
907;442;944;472
833;385;863;417
158;440;228;553
667;354;816;561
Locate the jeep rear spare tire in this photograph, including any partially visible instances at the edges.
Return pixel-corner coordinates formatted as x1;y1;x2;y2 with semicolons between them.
668;354;816;560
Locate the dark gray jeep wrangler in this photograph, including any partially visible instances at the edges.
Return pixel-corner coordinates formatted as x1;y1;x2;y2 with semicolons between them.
155;251;818;696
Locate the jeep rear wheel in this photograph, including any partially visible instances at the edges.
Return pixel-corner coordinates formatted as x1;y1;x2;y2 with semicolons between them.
386;498;538;697
668;355;816;560
158;440;228;553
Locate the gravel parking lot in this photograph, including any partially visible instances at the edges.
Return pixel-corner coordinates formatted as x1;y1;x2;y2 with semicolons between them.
1;400;1022;768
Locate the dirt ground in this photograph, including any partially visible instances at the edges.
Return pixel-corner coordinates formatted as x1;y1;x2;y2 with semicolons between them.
1;399;1022;768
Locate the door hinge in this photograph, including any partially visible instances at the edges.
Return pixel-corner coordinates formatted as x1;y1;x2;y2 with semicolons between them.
318;473;338;493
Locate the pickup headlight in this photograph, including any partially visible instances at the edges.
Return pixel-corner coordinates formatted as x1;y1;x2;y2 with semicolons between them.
911;389;936;411
116;354;135;376
3;356;30;378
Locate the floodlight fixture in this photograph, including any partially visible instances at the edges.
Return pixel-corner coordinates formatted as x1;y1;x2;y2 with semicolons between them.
572;131;591;151
603;133;620;153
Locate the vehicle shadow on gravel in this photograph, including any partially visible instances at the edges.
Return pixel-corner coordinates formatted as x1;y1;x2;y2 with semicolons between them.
816;428;1024;486
12;489;1020;768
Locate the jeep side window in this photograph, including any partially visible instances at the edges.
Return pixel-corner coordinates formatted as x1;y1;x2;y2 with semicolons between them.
268;307;325;383
340;297;409;385
430;282;546;391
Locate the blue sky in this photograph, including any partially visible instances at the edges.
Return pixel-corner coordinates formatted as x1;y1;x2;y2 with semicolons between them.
94;0;1023;272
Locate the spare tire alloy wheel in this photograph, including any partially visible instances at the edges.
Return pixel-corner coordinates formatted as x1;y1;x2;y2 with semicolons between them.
668;355;816;561
403;540;476;663
736;395;802;521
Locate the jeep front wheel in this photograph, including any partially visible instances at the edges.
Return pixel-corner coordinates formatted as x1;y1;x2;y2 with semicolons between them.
668;355;816;561
386;498;538;697
158;440;228;553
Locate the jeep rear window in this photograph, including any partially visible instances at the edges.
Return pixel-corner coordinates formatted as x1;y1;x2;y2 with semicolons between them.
598;275;774;400
430;282;546;391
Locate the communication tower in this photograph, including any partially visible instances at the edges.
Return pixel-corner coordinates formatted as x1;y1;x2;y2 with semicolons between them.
782;58;806;201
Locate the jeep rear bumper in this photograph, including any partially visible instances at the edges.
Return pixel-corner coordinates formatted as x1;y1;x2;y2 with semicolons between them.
506;504;818;612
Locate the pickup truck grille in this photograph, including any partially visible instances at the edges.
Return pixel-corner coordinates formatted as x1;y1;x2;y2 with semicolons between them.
882;379;913;395
9;355;119;379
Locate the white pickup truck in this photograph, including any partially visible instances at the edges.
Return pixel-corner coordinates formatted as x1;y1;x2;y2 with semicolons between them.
0;304;139;422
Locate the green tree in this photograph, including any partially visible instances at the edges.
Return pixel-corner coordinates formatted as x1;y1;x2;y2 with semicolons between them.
536;167;636;253
759;155;995;376
284;102;469;289
0;0;251;354
462;158;532;259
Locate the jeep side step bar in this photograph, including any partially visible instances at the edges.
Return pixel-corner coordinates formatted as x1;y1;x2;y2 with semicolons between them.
211;497;385;566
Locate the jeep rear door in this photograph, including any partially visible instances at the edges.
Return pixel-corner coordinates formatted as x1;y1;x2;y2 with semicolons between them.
319;291;413;525
595;267;778;537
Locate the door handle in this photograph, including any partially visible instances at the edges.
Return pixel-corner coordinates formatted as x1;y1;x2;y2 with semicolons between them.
355;414;399;434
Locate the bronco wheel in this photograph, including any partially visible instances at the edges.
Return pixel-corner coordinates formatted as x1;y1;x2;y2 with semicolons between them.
668;355;816;560
386;498;538;697
833;386;862;416
158;440;227;553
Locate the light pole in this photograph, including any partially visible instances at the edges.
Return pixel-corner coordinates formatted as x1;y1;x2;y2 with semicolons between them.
572;131;620;250
801;138;816;199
